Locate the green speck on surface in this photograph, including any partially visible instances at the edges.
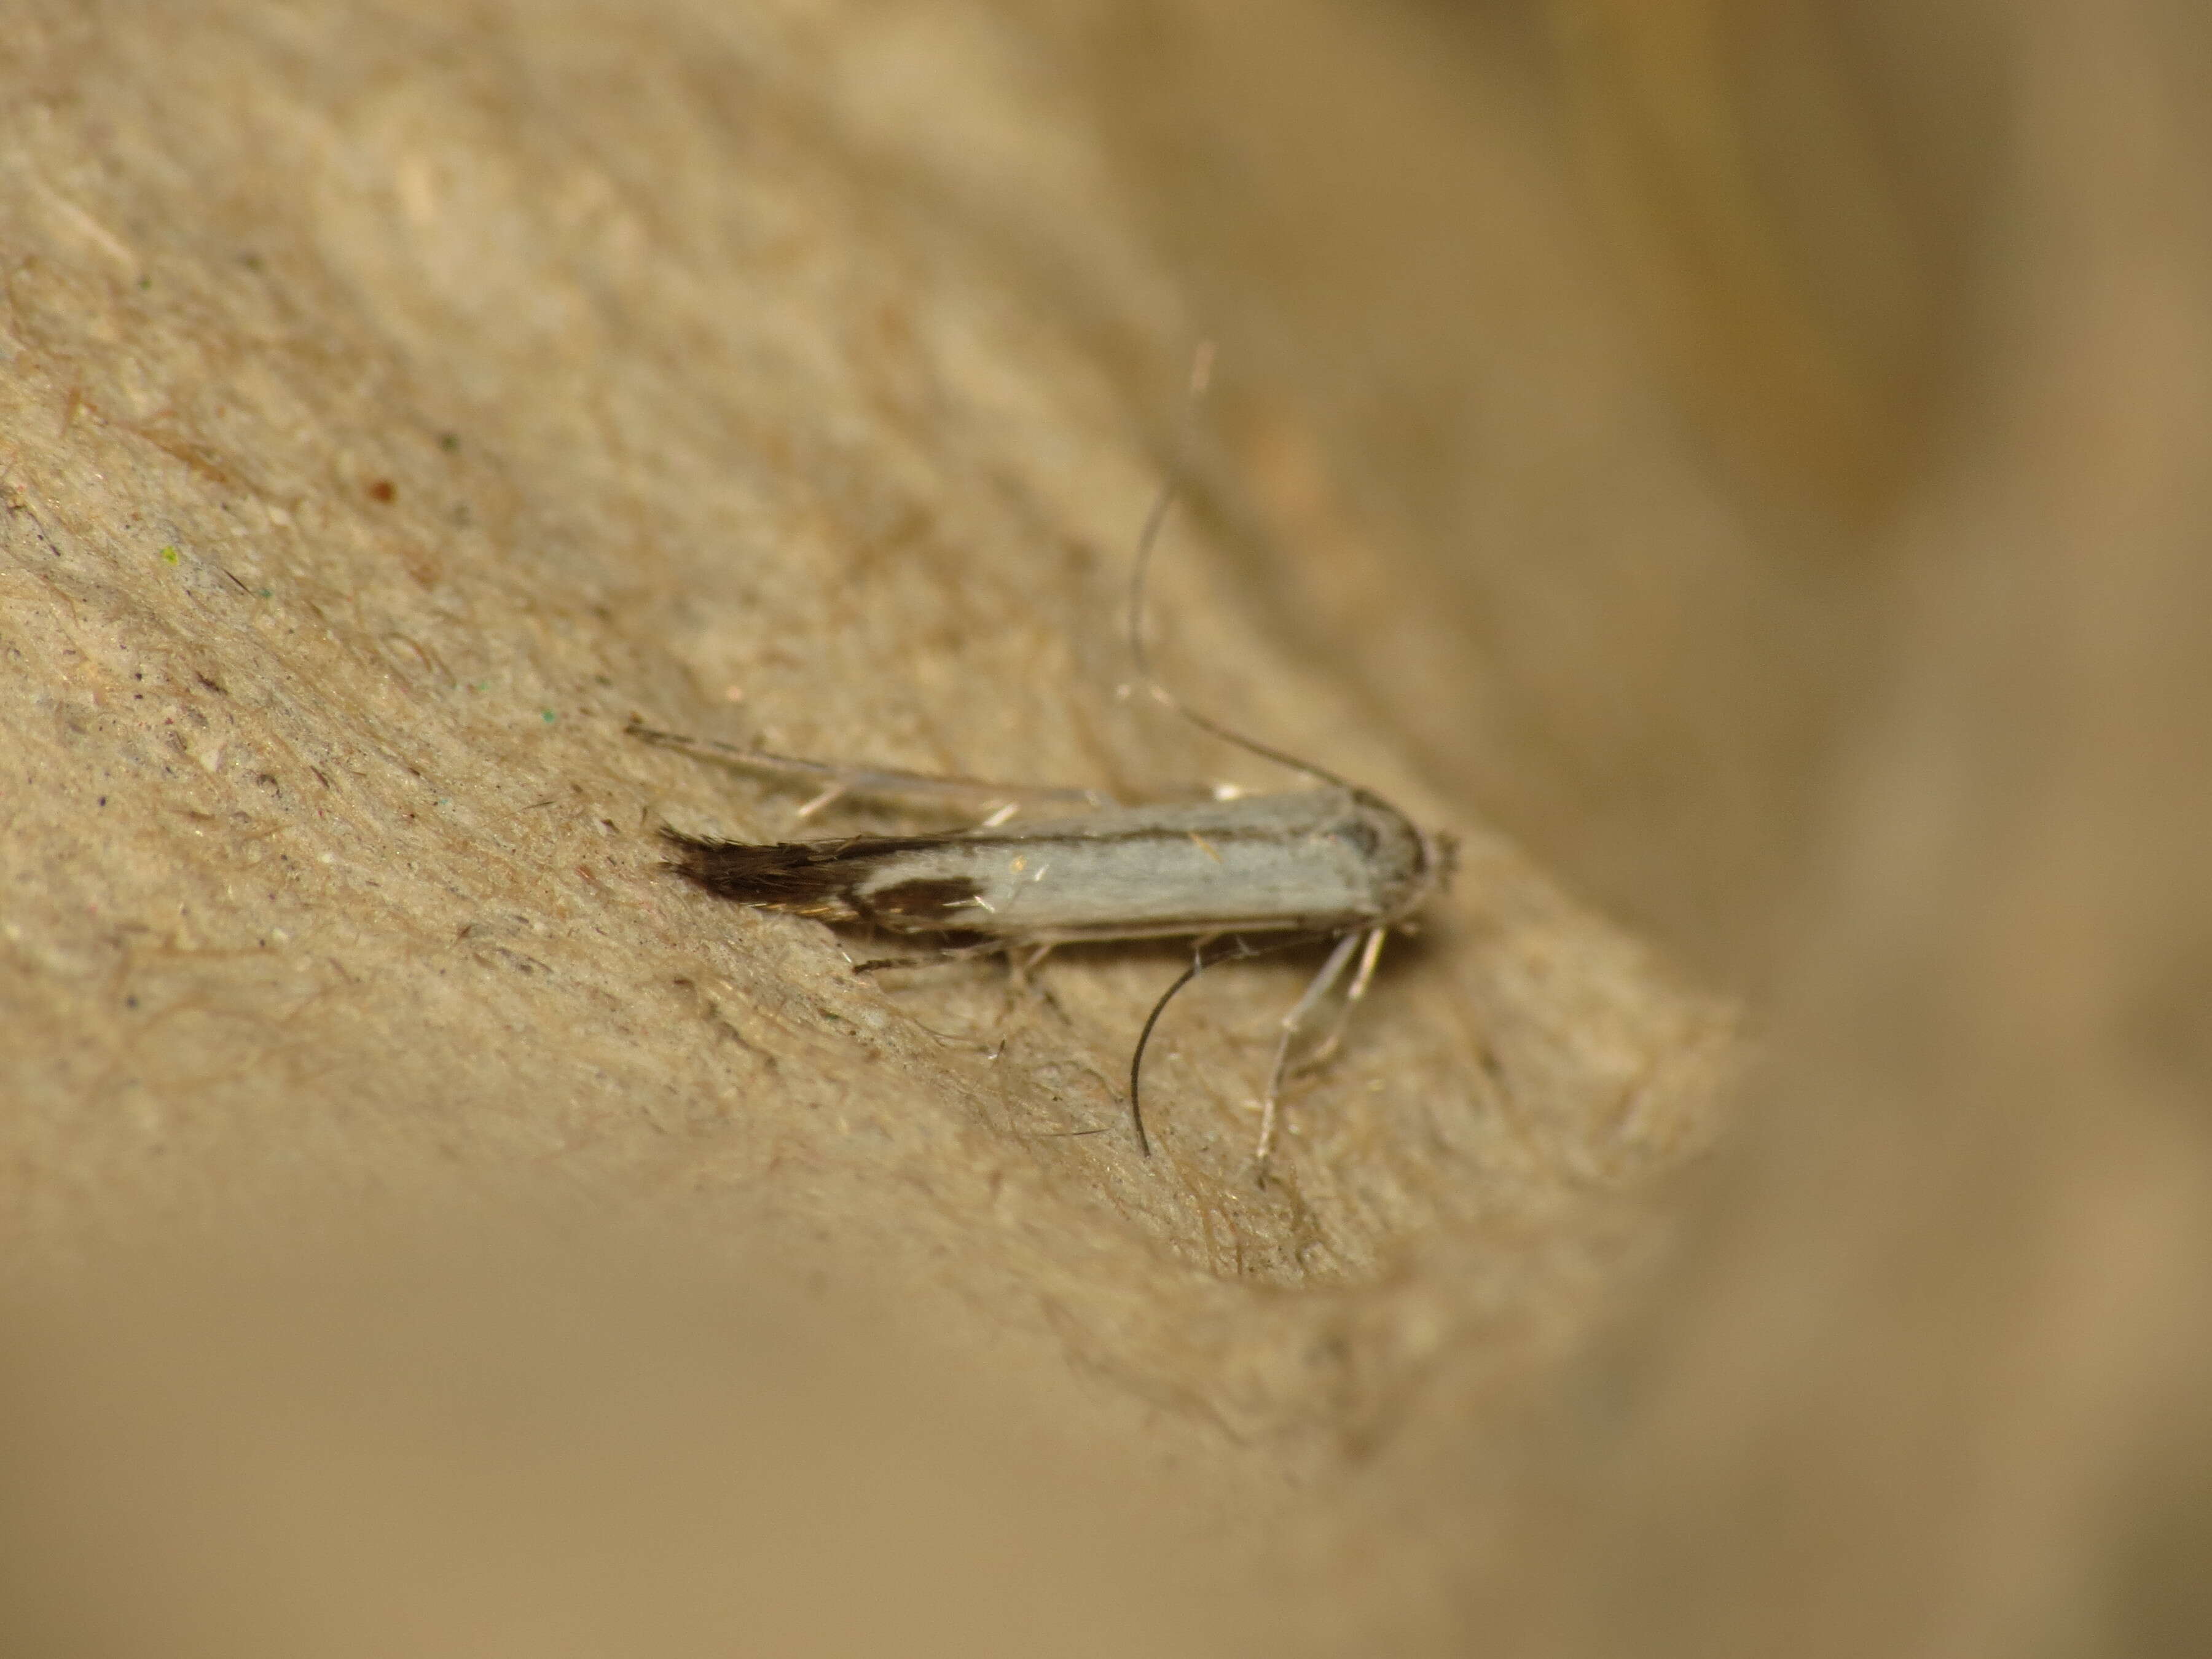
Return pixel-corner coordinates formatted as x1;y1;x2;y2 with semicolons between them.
257;587;272;598
541;709;557;724
439;432;460;453
159;544;180;564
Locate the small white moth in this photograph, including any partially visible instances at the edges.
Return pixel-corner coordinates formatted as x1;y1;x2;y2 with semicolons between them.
639;358;1452;1178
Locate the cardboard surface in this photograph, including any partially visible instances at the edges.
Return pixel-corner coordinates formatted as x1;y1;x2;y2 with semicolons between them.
2;3;2204;1653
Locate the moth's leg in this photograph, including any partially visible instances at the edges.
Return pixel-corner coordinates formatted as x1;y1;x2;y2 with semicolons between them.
627;718;1113;820
1295;926;1389;1073
1003;942;1069;1022
849;954;936;975
1253;929;1367;1181
847;935;1004;975
986;942;1068;1056
1006;941;1057;991
845;939;1018;1054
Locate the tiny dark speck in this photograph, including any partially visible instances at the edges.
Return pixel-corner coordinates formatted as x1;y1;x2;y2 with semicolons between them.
125;996;139;1009
366;479;396;503
97;796;107;806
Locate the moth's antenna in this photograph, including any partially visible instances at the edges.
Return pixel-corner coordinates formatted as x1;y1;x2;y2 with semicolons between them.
1128;345;1357;793
1125;932;1311;1156
1126;949;1210;1156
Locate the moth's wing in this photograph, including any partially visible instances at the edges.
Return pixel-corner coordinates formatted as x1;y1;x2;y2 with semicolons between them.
628;720;1116;815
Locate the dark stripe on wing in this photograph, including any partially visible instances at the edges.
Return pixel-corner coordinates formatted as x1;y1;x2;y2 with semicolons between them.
860;876;986;924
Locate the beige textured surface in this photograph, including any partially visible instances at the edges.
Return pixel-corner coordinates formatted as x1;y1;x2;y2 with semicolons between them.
2;2;2206;1654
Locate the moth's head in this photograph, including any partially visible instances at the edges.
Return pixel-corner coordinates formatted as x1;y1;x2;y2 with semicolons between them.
1394;823;1457;931
1354;786;1456;928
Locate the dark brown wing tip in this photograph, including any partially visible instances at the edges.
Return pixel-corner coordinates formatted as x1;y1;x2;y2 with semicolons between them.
655;825;727;884
656;826;975;927
655;826;853;909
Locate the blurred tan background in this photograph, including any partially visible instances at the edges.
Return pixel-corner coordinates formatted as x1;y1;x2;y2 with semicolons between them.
2;1;2206;1653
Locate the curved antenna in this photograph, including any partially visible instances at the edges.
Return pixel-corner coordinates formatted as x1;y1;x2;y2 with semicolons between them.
1128;943;1215;1155
1124;933;1310;1156
1127;345;1358;793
